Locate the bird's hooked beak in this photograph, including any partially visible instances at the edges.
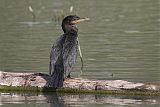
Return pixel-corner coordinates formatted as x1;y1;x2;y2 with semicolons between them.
71;17;90;24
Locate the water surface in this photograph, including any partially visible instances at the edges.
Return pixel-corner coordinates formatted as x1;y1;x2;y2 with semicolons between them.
0;92;160;107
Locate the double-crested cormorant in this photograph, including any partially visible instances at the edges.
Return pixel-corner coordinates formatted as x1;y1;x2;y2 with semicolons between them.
48;15;89;88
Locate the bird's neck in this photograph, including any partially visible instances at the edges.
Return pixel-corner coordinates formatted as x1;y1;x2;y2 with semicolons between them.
64;29;78;35
65;32;78;37
64;33;78;42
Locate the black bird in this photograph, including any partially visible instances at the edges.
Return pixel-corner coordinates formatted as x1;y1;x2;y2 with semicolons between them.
48;15;89;88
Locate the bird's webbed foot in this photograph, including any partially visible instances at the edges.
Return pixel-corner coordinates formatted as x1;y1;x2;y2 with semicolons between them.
65;74;74;79
66;74;71;78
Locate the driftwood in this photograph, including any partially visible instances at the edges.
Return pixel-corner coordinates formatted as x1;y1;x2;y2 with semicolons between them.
0;71;160;95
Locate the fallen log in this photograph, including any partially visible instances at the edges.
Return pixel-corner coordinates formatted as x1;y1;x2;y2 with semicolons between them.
0;71;160;95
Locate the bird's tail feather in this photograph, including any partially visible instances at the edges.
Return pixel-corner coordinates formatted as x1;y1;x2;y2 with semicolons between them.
47;66;64;88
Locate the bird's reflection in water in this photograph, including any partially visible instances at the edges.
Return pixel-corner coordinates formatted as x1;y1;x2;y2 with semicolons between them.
44;92;71;107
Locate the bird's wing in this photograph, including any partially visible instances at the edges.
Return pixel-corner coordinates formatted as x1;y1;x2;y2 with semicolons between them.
49;35;65;75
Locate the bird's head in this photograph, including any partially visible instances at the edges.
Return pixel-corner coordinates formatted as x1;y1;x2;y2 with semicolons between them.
62;15;89;34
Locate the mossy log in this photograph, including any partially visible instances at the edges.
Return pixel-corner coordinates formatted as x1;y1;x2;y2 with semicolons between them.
0;71;160;95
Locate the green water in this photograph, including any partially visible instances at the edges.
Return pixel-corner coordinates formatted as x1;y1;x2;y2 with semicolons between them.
0;0;159;106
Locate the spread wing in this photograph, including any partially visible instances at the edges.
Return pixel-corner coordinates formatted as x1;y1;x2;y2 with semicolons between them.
49;35;66;75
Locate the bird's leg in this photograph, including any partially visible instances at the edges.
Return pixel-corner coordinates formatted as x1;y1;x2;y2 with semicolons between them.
66;74;71;78
66;74;74;79
77;38;84;76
